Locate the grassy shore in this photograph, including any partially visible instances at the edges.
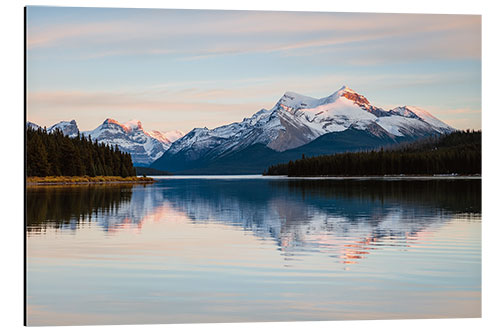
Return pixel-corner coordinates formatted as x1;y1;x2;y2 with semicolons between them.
27;175;156;186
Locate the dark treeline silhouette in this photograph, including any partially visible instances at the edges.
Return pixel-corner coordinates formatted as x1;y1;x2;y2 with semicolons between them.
26;185;134;232
135;166;172;176
271;179;481;214
264;130;481;176
26;126;136;177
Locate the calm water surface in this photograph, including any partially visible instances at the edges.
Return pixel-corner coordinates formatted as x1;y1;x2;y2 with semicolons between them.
26;176;481;325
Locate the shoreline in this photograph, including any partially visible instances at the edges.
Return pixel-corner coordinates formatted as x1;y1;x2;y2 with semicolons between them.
26;174;481;185
280;174;482;179
150;174;481;180
26;176;156;186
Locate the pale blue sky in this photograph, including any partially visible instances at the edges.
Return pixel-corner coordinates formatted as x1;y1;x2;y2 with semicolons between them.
26;7;481;132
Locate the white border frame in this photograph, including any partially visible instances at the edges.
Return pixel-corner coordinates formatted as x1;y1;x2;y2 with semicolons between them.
2;1;498;332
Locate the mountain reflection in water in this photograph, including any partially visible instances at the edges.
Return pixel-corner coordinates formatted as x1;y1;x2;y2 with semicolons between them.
26;177;481;325
27;178;480;265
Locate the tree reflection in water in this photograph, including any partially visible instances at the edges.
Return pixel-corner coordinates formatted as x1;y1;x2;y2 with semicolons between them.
27;178;480;265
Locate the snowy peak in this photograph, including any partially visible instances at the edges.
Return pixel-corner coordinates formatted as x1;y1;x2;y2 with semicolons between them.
100;119;146;135
275;85;371;113
339;84;353;92
82;119;183;166
48;120;79;137
161;85;455;163
27;121;40;130
103;118;120;126
101;118;130;132
336;85;359;96
94;118;181;141
389;106;421;119
146;130;184;144
26;117;183;166
399;106;452;130
123;119;144;132
337;86;371;107
275;91;321;112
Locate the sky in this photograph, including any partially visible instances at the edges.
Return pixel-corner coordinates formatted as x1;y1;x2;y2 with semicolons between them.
26;6;481;133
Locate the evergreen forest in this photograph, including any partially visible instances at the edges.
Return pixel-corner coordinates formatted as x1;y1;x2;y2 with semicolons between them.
264;130;481;176
26;127;136;177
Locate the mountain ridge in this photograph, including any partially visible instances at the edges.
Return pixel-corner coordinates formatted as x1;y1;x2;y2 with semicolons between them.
27;85;455;173
26;118;183;166
151;86;454;173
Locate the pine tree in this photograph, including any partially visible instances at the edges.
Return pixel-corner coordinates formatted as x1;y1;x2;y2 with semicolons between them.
27;132;50;176
26;126;138;177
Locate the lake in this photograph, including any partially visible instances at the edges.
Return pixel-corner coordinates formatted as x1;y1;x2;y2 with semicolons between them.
26;176;481;326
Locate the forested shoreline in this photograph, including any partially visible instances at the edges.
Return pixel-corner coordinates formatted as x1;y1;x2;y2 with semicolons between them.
264;130;481;177
26;127;136;177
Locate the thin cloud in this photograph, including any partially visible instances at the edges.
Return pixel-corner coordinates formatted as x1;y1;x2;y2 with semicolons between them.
28;90;263;111
27;10;480;64
26;9;481;132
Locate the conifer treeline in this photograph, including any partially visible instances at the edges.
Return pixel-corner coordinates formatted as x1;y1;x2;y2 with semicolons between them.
264;130;481;176
26;127;136;177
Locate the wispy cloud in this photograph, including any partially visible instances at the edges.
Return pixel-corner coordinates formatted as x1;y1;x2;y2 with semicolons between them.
27;9;480;64
28;90;265;112
26;8;481;132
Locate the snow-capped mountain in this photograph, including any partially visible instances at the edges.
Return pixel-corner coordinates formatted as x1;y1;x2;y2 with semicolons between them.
27;85;454;172
83;119;176;166
27;118;182;166
152;86;454;173
268;86;453;150
146;130;184;145
162;107;283;161
47;120;79;137
27;119;79;137
26;121;40;130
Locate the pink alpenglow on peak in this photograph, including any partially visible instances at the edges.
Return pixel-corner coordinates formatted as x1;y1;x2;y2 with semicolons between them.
82;118;183;166
123;119;144;132
146;130;185;145
103;118;122;126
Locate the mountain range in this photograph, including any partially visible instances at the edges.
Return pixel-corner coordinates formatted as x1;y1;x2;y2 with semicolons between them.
27;85;454;173
150;86;454;174
26;118;184;166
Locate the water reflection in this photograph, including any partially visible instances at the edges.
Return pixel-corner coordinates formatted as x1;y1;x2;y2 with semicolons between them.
152;178;480;264
27;185;138;233
26;178;481;325
27;178;480;265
